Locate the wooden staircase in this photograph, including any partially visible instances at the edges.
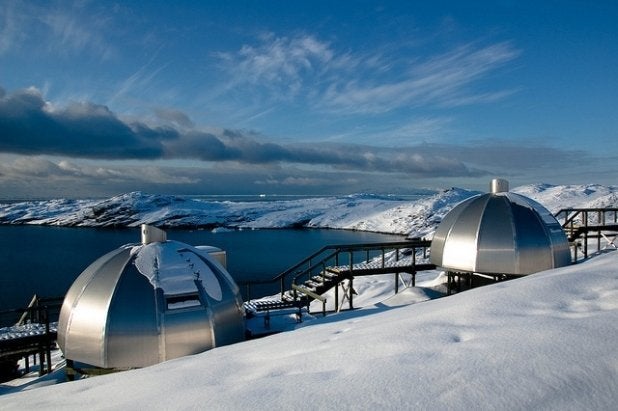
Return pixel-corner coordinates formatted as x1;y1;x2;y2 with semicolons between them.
242;240;434;317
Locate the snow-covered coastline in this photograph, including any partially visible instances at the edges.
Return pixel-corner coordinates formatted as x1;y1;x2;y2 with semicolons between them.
2;182;618;409
1;183;617;238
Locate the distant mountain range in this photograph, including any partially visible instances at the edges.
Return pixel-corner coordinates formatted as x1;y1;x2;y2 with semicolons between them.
0;184;616;237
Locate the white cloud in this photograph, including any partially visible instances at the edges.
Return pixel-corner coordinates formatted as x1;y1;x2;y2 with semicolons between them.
323;42;520;113
217;34;519;116
217;34;338;97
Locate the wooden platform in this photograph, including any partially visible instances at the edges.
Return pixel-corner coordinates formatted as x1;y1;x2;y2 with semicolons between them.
0;328;57;376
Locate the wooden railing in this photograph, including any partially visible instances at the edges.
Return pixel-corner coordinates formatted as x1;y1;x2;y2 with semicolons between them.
0;295;63;378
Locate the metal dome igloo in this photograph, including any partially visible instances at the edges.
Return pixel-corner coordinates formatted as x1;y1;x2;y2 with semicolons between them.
430;179;571;276
57;225;245;370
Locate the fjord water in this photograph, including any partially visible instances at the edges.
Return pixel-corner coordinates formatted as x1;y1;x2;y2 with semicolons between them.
0;225;404;312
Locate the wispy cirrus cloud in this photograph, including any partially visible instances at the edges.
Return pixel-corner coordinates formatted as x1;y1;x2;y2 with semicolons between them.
216;35;520;114
215;33;338;97
0;0;115;59
0;1;24;55
322;42;520;113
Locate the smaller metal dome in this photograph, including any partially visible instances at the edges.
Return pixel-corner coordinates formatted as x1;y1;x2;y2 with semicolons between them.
431;179;571;275
57;225;245;369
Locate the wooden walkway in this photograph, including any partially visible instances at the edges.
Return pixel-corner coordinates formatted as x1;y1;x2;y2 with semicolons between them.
555;208;618;258
0;329;57;376
0;296;62;379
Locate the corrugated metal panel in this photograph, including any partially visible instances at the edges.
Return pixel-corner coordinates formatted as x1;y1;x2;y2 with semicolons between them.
431;186;571;275
57;229;245;370
58;247;134;368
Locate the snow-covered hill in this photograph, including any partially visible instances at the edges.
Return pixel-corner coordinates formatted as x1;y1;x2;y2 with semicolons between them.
0;183;617;237
2;246;617;409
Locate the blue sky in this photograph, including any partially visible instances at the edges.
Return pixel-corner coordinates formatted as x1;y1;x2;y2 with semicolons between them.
1;1;617;198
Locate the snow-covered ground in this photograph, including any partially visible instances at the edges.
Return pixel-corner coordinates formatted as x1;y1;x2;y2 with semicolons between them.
2;248;617;409
1;183;618;409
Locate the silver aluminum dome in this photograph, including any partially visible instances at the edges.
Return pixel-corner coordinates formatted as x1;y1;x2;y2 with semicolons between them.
57;225;245;369
431;179;571;275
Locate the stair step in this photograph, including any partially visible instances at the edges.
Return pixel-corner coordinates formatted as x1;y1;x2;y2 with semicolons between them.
305;280;322;288
244;299;297;312
322;270;340;280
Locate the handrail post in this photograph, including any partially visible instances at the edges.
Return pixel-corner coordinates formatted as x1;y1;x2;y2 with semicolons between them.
348;251;353;273
280;277;285;298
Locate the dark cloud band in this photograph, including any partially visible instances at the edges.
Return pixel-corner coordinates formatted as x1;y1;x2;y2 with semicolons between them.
0;86;483;178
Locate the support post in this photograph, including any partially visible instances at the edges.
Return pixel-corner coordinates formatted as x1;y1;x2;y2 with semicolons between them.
38;350;45;376
334;282;339;309
66;359;75;382
349;277;354;310
394;272;399;294
44;307;52;374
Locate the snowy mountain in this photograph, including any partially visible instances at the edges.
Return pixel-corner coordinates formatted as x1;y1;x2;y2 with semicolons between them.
0;183;617;238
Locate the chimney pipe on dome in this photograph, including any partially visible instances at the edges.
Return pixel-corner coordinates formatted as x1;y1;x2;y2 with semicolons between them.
141;224;167;245
490;178;509;194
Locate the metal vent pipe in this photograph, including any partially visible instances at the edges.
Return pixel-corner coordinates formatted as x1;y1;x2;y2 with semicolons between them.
490;178;509;194
141;224;167;245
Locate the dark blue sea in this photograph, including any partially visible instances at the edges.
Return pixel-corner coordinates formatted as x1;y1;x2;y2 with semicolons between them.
0;225;404;314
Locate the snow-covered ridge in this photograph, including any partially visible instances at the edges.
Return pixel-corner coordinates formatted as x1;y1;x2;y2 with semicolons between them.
0;183;617;236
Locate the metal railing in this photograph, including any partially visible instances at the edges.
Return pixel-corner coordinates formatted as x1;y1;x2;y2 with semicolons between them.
554;207;618;259
555;208;618;232
239;240;432;301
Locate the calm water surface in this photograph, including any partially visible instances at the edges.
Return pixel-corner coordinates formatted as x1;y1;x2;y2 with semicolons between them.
0;225;404;312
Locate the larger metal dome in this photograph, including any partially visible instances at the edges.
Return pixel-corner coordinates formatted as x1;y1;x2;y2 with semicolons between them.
57;225;245;369
430;179;571;275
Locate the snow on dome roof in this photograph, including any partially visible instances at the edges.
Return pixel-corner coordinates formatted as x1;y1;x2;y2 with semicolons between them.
57;225;244;369
132;241;223;301
430;179;571;275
